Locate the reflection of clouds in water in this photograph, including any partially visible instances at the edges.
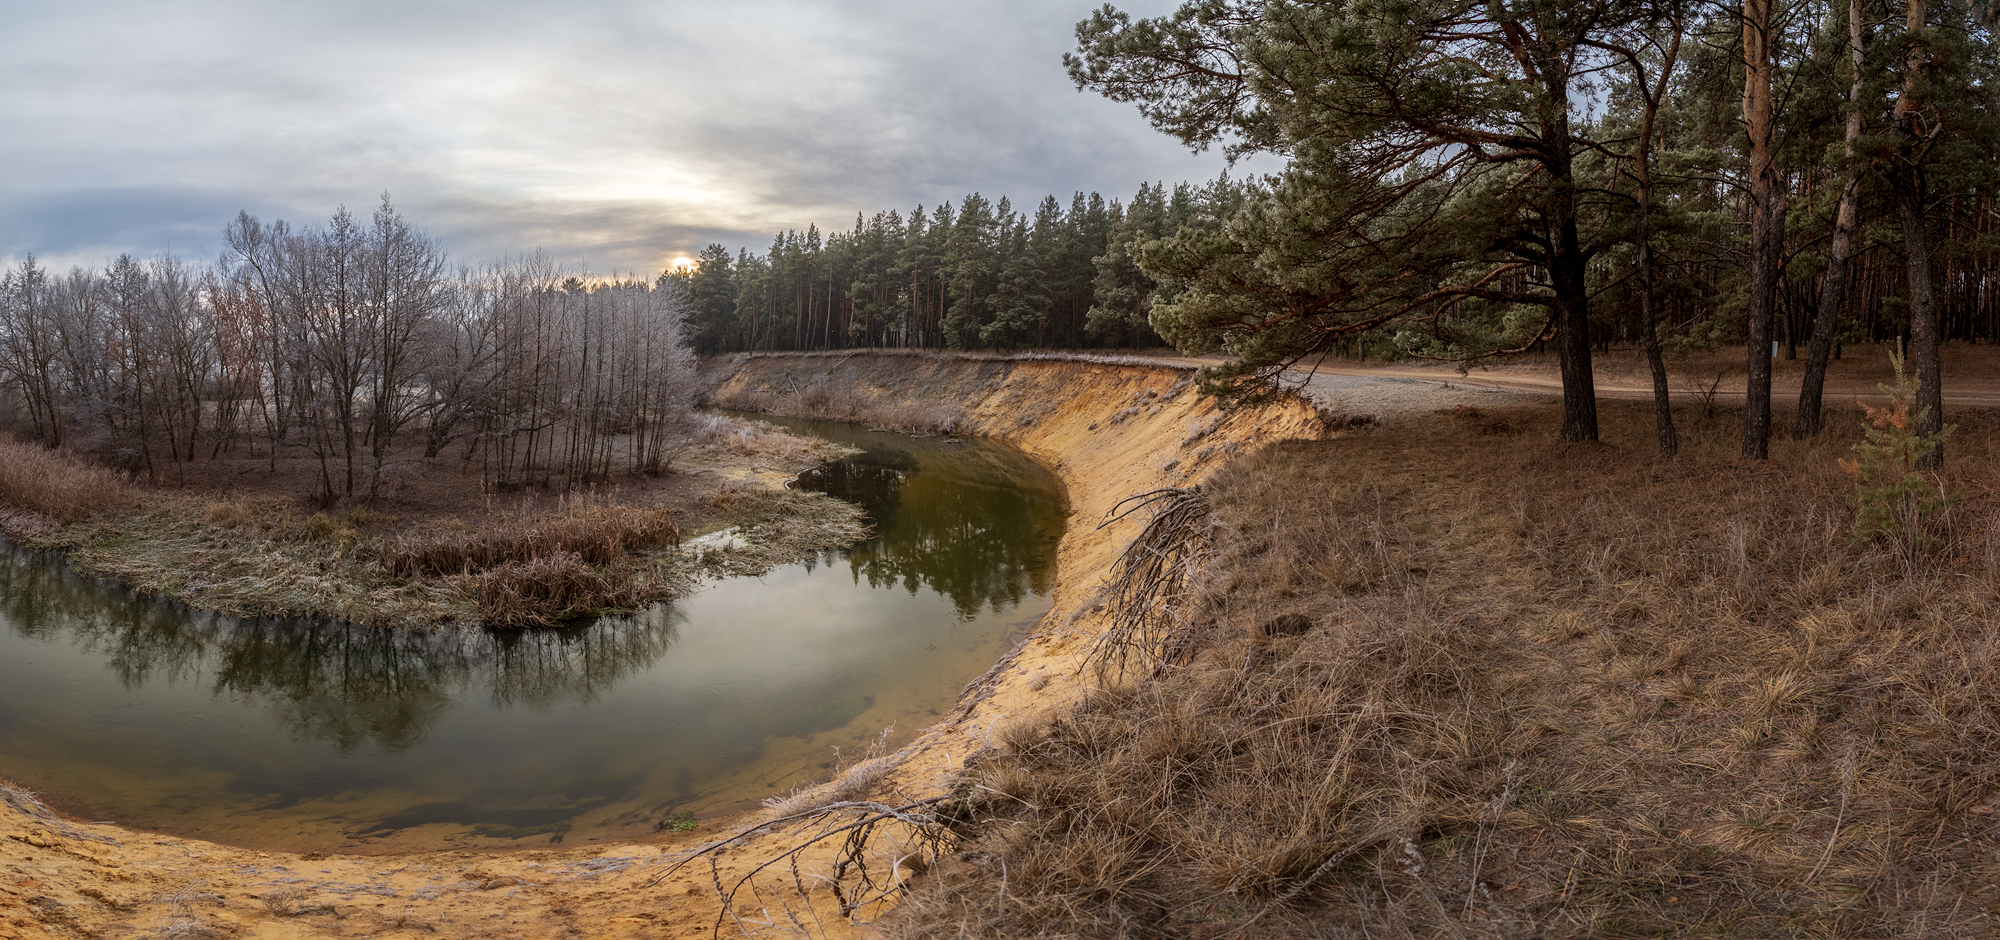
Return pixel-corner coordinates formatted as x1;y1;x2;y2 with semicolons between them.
0;545;682;753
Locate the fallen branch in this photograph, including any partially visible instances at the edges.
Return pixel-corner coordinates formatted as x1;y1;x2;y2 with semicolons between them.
646;796;961;938
1083;486;1217;679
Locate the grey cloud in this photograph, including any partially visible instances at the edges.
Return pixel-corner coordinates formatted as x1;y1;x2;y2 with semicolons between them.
4;0;1230;274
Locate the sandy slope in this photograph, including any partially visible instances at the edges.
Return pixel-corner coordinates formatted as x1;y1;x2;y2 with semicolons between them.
3;353;1328;940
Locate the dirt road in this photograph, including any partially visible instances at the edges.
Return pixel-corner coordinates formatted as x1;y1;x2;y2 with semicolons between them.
1156;343;2000;422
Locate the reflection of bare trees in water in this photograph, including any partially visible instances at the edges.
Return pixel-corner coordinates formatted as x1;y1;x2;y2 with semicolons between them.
0;543;680;752
794;440;1063;620
481;605;680;709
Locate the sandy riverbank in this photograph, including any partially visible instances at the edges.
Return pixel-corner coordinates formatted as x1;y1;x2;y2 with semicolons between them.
2;353;1331;939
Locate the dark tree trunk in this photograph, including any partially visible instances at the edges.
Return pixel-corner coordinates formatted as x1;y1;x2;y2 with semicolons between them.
1900;183;1944;463
1553;211;1598;443
1634;21;1682;457
1548;111;1598;443
1798;0;1867;439
1742;0;1780;459
1897;0;1944;467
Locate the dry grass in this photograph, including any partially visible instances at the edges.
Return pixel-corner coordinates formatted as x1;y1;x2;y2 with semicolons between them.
475;551;638;627
762;726;905;821
0;435;129;523
887;400;2000;939
686;413;833;462
378;501;679;577
714;373;965;435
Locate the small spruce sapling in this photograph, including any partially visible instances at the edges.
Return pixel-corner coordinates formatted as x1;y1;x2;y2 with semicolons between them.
1838;344;1954;559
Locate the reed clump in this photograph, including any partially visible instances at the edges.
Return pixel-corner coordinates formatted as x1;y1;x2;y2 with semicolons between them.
475;552;637;627
378;503;678;577
0;435;130;523
888;400;2000;939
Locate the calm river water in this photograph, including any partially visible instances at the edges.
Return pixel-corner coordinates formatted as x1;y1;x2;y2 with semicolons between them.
0;419;1064;852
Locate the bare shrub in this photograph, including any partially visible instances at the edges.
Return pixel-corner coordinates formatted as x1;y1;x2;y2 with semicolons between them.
1084;486;1220;679
475;552;636;627
0;435;129;523
259;888;306;916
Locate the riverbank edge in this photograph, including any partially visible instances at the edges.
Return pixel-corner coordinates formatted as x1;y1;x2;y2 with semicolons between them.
0;424;864;631
0;352;1332;940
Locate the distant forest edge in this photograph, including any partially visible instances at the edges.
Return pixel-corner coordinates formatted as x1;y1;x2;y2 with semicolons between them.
675;174;2000;362
675;183;1205;355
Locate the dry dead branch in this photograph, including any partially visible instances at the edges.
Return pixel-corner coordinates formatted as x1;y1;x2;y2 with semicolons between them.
1083;486;1217;679
649;795;961;939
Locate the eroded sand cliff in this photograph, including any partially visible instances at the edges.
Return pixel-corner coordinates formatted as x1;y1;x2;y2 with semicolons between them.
1;353;1327;939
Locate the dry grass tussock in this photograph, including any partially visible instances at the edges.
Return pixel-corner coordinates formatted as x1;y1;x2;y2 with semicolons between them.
887;402;2000;939
0;435;130;524
378;499;678;577
686;412;836;464
714;373;965;434
761;726;905;821
475;551;638;627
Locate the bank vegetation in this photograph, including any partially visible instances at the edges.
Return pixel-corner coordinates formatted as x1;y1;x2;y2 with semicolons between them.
867;398;2000;938
0;199;870;628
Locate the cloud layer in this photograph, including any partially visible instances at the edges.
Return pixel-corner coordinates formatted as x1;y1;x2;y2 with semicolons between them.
3;0;1235;274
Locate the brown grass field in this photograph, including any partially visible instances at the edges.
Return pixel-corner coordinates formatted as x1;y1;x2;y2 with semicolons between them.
884;397;2000;939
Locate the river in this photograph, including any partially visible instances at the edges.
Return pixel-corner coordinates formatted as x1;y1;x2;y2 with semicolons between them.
0;418;1064;853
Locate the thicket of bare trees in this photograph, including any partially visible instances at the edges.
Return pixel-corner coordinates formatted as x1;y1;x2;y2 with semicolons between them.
0;197;697;502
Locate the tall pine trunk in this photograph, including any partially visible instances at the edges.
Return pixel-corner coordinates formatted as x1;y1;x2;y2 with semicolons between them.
1796;0;1868;439
1550;110;1598;442
1742;0;1780;459
1636;23;1682;457
1897;0;1945;467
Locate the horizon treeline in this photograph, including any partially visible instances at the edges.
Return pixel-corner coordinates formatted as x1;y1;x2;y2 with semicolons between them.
0;196;698;501
670;181;1228;355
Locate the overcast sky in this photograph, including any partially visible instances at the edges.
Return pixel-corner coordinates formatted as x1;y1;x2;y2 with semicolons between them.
1;0;1238;276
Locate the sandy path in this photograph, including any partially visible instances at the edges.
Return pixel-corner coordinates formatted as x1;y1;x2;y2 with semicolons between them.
1145;343;2000;421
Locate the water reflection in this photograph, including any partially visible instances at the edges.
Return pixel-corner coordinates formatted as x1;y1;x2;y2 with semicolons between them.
787;423;1065;620
0;419;1065;849
0;546;681;752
